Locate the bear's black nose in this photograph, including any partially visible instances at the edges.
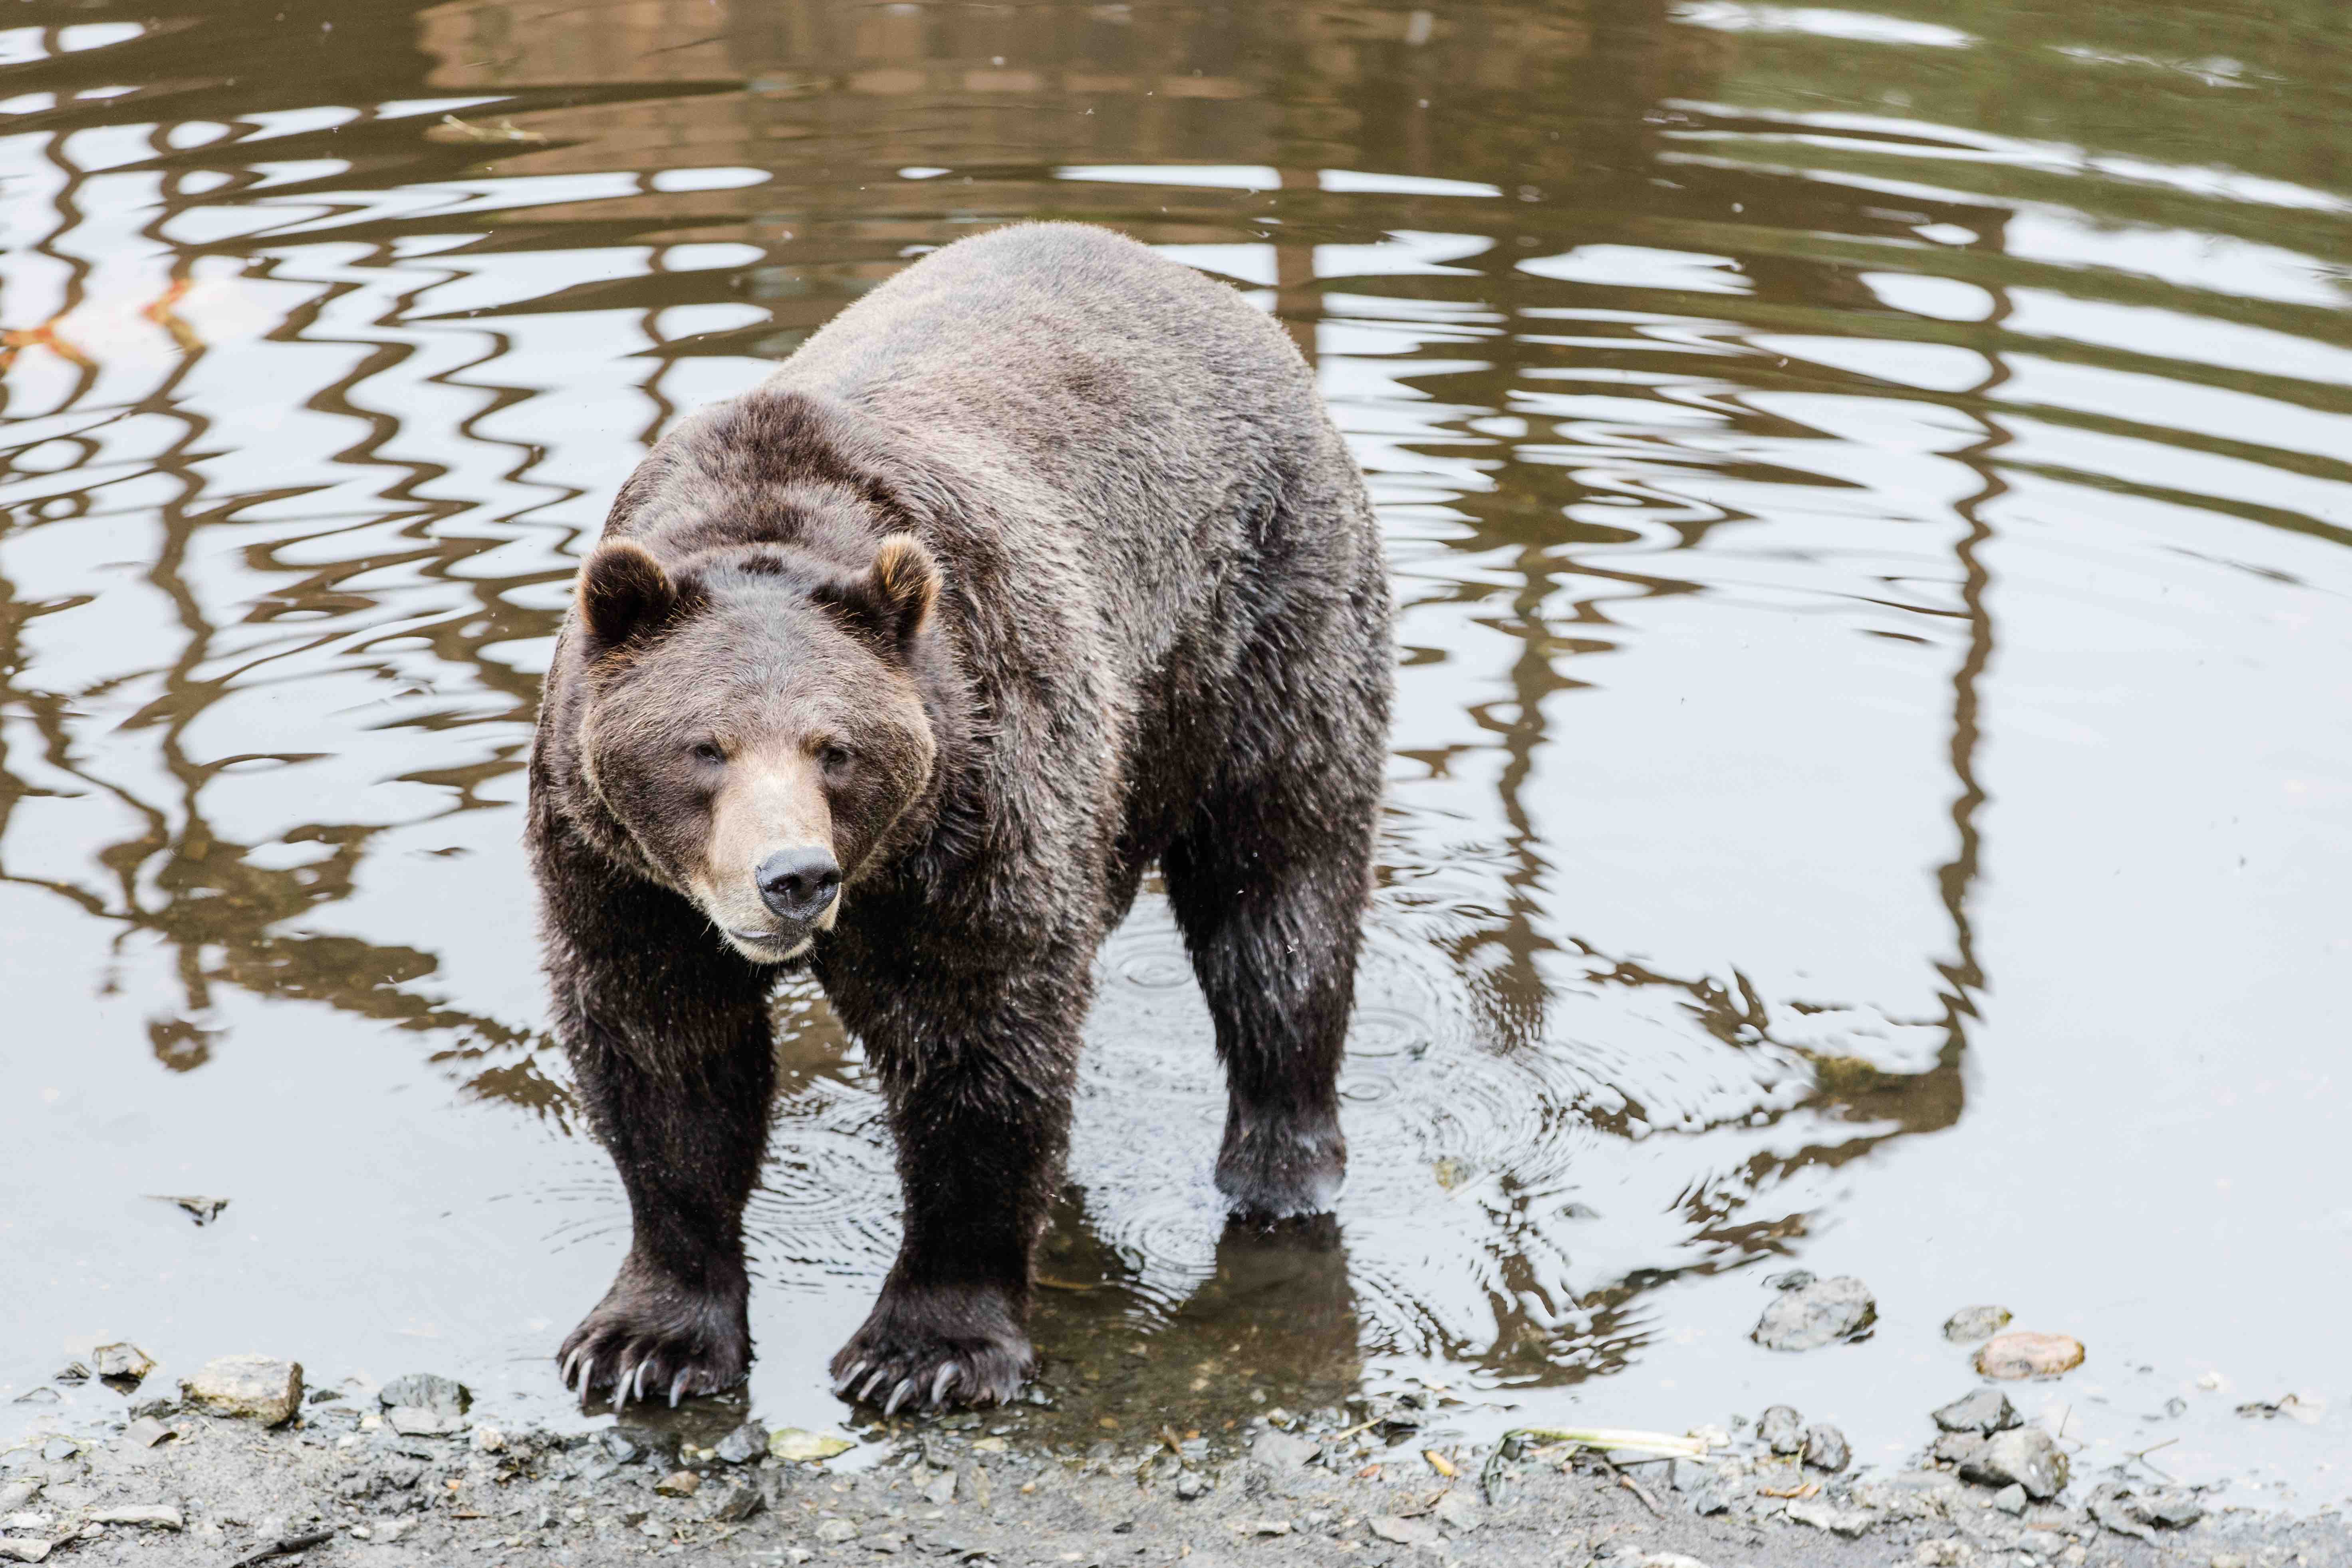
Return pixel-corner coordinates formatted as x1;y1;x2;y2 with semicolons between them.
756;847;840;922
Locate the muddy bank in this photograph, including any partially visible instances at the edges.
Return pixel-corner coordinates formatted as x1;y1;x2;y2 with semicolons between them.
6;1377;2347;1568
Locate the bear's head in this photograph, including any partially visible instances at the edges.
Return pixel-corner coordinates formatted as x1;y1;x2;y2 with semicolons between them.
569;530;943;963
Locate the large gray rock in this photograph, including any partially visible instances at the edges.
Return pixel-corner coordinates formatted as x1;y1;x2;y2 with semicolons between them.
1802;1424;1850;1472
1758;1405;1805;1454
1958;1427;2068;1500
183;1356;302;1425
1752;1276;1876;1351
1248;1431;1316;1471
378;1373;468;1435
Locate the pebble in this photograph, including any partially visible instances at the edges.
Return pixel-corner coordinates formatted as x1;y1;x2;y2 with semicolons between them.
1430;1490;1482;1531
814;1518;859;1542
1802;1424;1850;1473
1932;1389;2021;1435
713;1423;765;1465
1784;1498;1876;1536
704;1483;764;1523
1368;1515;1438;1547
1174;1471;1208;1500
469;1426;504;1453
88;1504;181;1530
89;1344;155;1385
921;1470;955;1506
182;1356;303;1425
653;1470;700;1497
0;1484;37;1513
379;1373;467;1415
1752;1275;1877;1352
1973;1332;2084;1381
1249;1431;1316;1471
1941;1306;2012;1344
1913;1542;1971;1566
1992;1484;2027;1515
0;1541;50;1564
122;1418;173;1449
1757;1405;1805;1455
1958;1428;2067;1500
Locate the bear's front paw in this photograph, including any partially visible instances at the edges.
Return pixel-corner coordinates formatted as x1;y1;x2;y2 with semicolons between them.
558;1265;750;1410
830;1285;1034;1415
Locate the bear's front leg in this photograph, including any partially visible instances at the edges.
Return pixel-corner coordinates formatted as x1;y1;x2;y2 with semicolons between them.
829;972;1082;1413
536;825;777;1408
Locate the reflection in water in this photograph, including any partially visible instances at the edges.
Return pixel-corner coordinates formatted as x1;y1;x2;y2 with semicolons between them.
6;0;2352;1498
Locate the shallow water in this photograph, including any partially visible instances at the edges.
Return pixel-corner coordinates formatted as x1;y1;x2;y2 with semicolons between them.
4;0;2351;1509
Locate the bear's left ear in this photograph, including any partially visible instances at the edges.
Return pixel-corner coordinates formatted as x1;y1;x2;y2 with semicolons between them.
856;533;942;650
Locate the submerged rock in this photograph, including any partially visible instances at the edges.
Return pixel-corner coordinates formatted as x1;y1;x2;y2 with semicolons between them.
379;1373;468;1435
1941;1306;2011;1343
1758;1405;1805;1455
89;1344;155;1386
1932;1389;2021;1435
1753;1276;1876;1351
768;1429;854;1463
713;1423;765;1466
1957;1428;2067;1500
1973;1332;2083;1381
1802;1424;1850;1473
183;1356;302;1425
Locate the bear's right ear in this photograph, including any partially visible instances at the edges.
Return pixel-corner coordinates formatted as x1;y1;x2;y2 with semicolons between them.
577;540;683;657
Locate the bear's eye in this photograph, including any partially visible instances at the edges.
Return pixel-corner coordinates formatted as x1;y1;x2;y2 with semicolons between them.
818;743;853;772
690;741;726;766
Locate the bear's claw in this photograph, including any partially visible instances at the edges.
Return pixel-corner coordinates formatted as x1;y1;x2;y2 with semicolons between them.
829;1290;1032;1411
557;1272;750;1410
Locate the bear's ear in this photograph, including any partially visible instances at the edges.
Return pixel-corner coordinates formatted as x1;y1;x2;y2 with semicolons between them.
577;540;684;656
859;533;943;649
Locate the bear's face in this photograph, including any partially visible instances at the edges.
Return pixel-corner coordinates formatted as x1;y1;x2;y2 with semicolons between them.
570;535;941;963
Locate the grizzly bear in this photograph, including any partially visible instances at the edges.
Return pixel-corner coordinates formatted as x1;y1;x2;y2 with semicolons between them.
528;222;1393;1413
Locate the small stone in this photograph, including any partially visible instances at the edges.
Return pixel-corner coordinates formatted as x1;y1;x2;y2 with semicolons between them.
1992;1484;2027;1515
8;1391;56;1406
768;1429;854;1463
0;1483;37;1513
2131;1489;2204;1529
1913;1543;1974;1566
469;1425;504;1453
1758;1405;1806;1454
182;1356;302;1425
379;1373;468;1416
705;1483;764;1523
1784;1498;1876;1536
1174;1470;1208;1500
815;1518;859;1542
1431;1491;1482;1531
0;1540;51;1563
653;1470;701;1497
152;1195;228;1226
1248;1519;1292;1535
1802;1424;1850;1473
2211;1555;2249;1568
36;1439;73;1464
1752;1276;1876;1352
1766;1269;1815;1290
1941;1306;2012;1344
1930;1431;1988;1467
1973;1332;2084;1381
122;1418;173;1449
1367;1515;1438;1547
90;1345;156;1385
127;1396;175;1421
1932;1389;2021;1435
713;1423;765;1465
920;1468;956;1505
1249;1431;1316;1470
2;1514;51;1532
1958;1428;2067;1500
386;1405;463;1437
599;1430;642;1464
89;1504;182;1530
374;1518;420;1544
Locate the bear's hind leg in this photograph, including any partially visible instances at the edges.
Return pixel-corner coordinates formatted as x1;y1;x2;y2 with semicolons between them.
1165;768;1378;1221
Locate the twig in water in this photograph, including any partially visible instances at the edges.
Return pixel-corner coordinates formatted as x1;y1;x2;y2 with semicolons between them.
2127;1436;2179;1480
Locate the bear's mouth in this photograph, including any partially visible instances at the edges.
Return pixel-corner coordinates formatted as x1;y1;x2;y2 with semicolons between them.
724;926;813;964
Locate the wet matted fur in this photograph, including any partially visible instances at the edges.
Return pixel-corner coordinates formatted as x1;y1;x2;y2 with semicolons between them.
528;222;1394;1412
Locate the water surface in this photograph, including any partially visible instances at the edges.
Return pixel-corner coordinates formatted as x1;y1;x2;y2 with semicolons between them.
4;0;2350;1508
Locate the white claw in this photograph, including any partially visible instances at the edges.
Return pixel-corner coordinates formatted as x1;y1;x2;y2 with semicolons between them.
634;1361;654;1401
858;1367;889;1402
884;1378;915;1417
929;1362;958;1407
669;1370;691;1409
576;1357;595;1400
611;1361;635;1411
834;1360;868;1395
560;1349;580;1390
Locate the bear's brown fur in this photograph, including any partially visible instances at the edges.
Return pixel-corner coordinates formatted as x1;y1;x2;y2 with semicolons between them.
528;222;1393;1412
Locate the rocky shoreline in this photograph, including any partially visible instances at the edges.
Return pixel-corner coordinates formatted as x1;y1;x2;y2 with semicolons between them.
5;1364;2347;1568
